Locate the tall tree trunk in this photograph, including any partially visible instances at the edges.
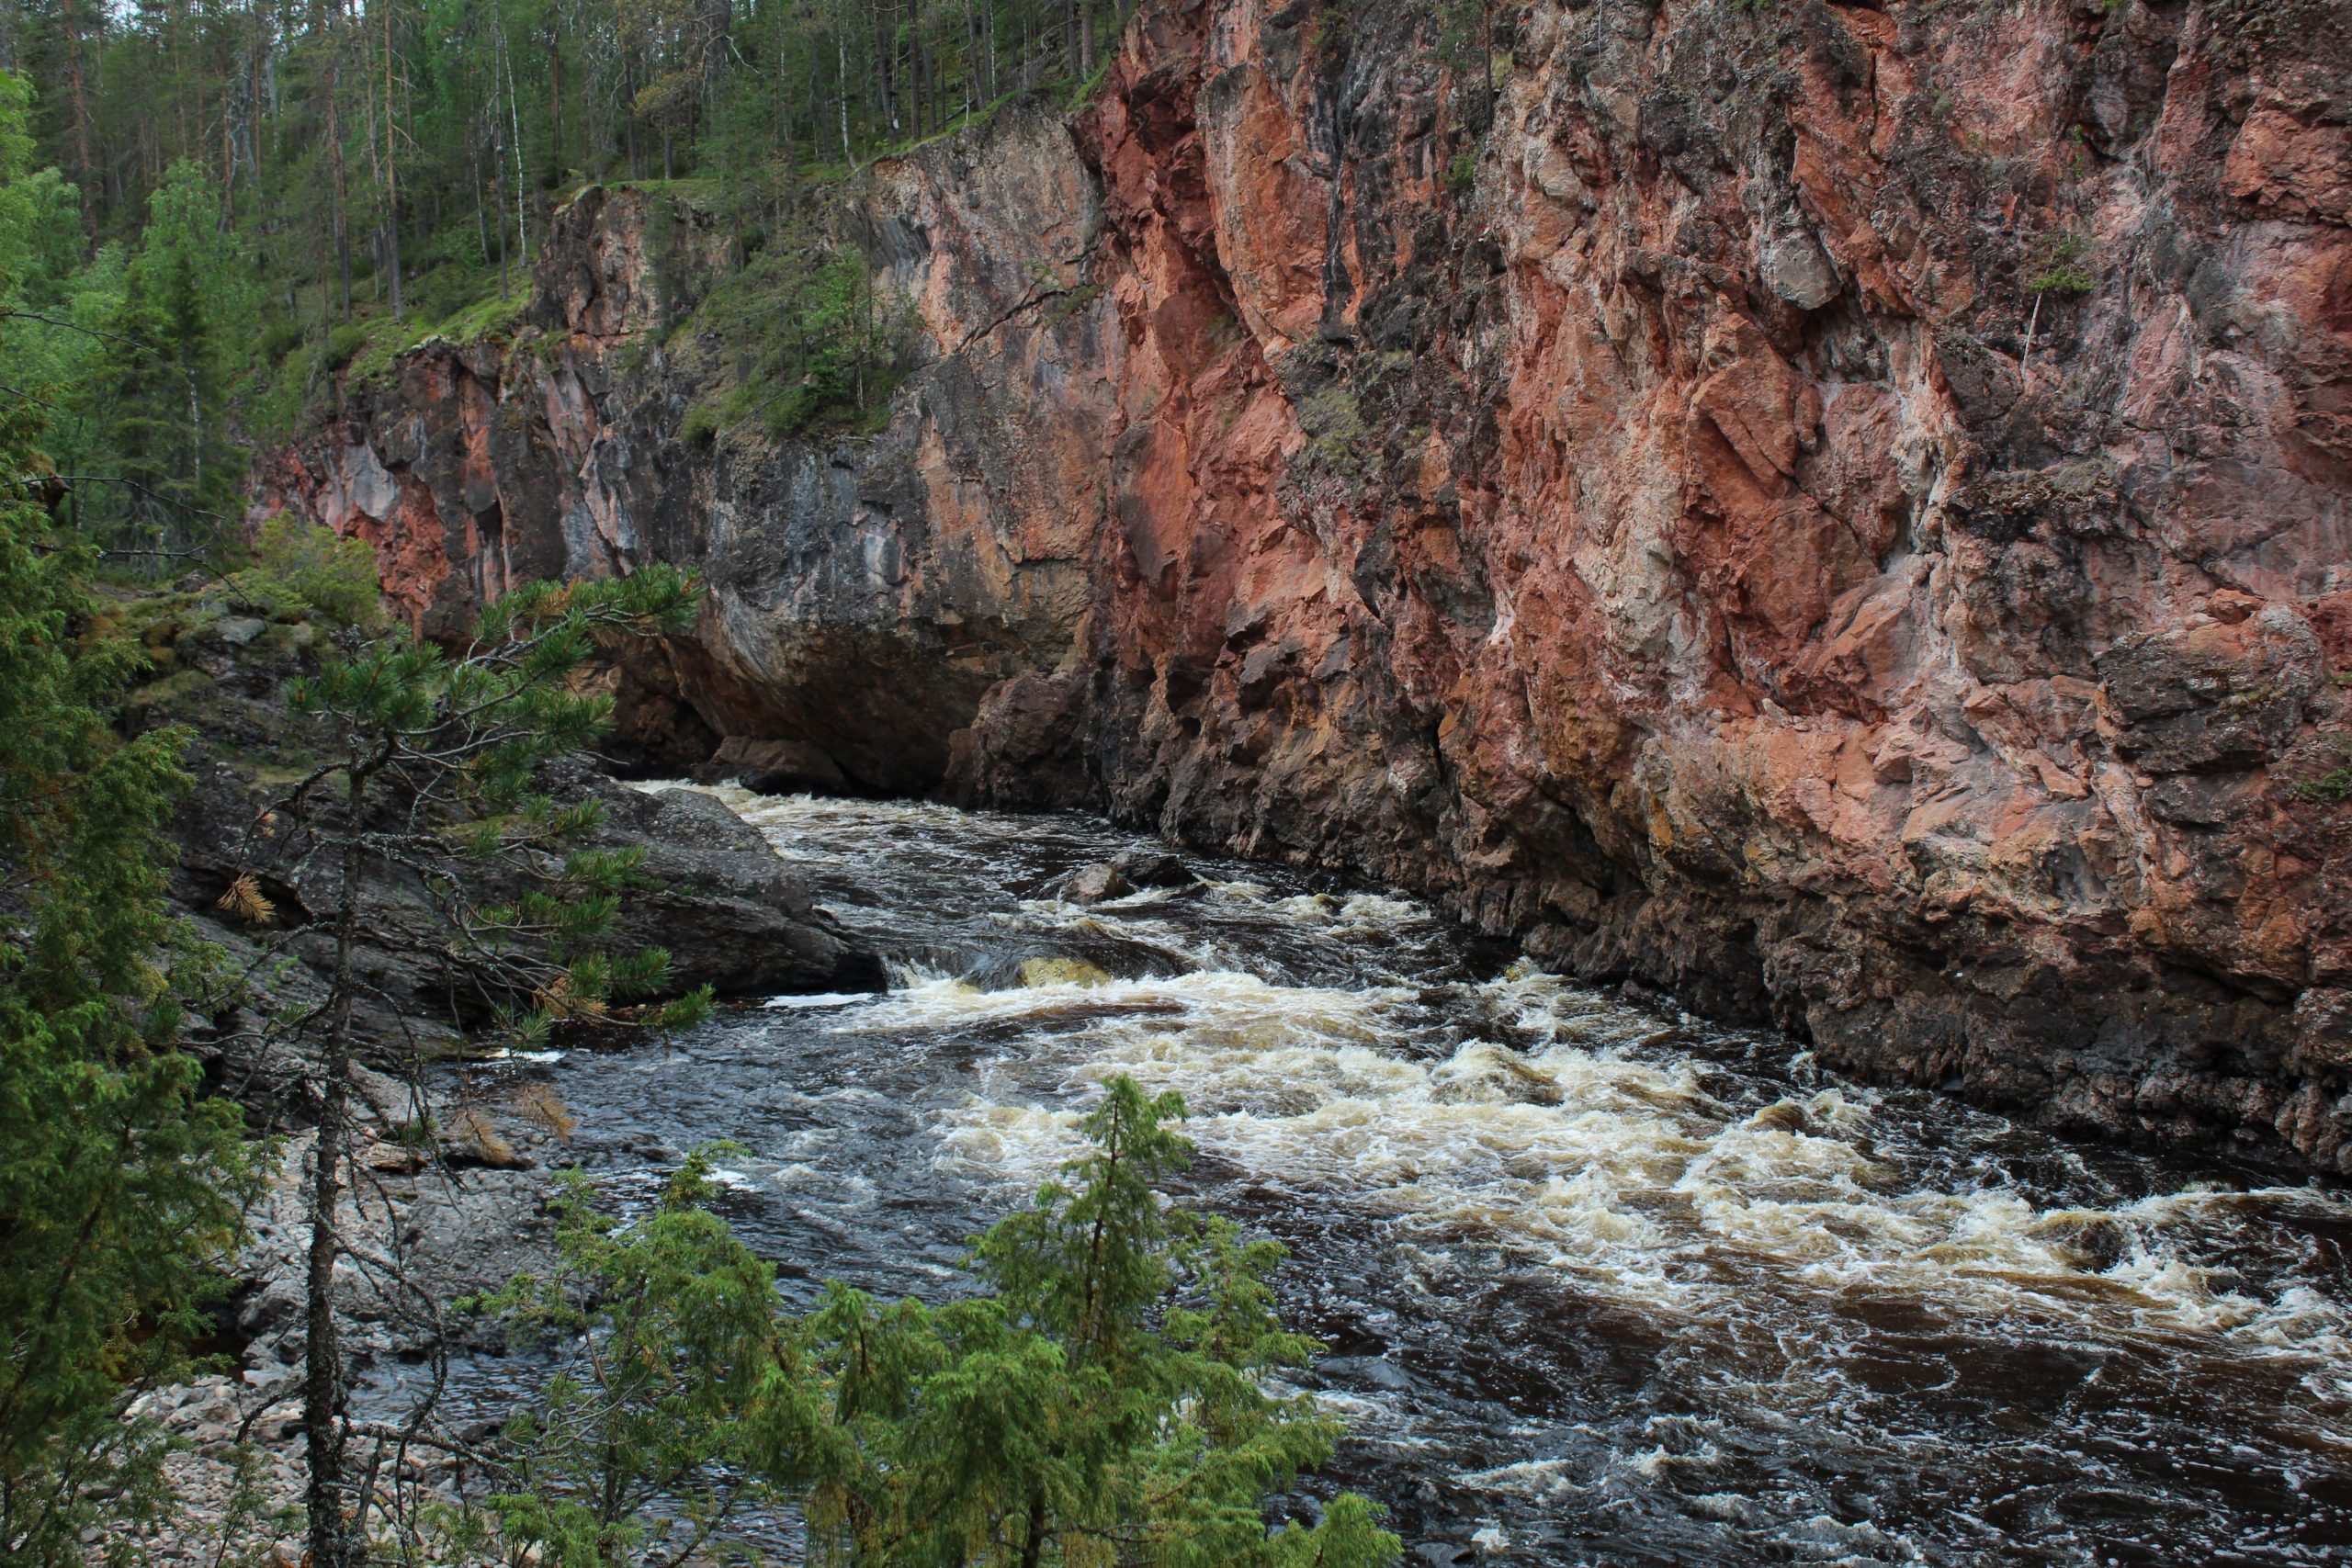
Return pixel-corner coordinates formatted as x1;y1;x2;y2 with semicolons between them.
473;144;490;274
963;0;982;114
1019;1489;1048;1568
60;0;96;227
494;124;509;297
872;0;894;135
836;33;852;166
303;778;370;1568
382;0;402;321
625;57;639;179
328;52;352;320
547;13;565;183
910;28;924;138
506;41;527;267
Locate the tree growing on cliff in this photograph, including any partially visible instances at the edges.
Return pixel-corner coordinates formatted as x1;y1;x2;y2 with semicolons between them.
468;1077;1403;1568
242;564;713;1568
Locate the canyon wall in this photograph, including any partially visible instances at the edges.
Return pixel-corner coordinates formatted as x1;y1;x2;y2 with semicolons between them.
254;0;2352;1175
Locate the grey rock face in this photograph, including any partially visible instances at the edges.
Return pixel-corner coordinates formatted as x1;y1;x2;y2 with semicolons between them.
1761;232;1840;310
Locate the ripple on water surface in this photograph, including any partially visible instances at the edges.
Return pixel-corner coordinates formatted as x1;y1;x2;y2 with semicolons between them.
445;785;2352;1565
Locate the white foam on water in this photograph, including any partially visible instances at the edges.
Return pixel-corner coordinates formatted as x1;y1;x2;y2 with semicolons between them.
925;957;2352;1374
1457;1457;1579;1499
761;991;875;1010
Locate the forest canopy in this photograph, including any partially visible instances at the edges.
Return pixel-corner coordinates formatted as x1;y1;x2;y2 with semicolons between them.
0;0;1145;556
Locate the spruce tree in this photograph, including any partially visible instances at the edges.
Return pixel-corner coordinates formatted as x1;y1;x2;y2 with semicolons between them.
471;1077;1403;1568
0;297;255;1567
91;229;240;567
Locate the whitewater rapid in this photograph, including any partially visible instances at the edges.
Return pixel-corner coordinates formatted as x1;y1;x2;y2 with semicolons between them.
466;785;2352;1564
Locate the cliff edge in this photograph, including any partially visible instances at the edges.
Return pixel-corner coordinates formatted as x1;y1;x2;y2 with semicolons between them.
254;0;2352;1174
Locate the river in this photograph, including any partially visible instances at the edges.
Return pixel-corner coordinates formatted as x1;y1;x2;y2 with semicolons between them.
448;785;2352;1565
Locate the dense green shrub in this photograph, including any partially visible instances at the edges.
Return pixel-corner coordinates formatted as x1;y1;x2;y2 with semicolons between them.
231;514;384;630
469;1077;1402;1568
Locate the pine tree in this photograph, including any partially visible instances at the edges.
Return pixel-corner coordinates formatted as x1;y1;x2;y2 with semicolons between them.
233;563;715;1568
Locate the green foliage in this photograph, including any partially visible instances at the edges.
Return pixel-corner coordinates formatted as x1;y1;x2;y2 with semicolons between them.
0;73;113;493
679;398;722;446
689;235;915;442
0;283;257;1565
1043;280;1103;327
0;78;86;320
57;158;253;565
1304;0;1357;56
264;564;716;1568
132;161;261;360
230;514;387;630
464;1147;784;1565
471;1078;1400;1568
278;564;715;1045
324;321;371;369
2300;743;2352;802
1298;384;1371;481
2029;231;2099;296
1445;148;1479;194
2301;679;2352;801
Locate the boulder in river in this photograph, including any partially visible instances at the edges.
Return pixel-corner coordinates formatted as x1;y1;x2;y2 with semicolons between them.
695;734;848;795
1109;849;1196;888
588;778;887;997
1056;849;1197;904
1058;863;1134;904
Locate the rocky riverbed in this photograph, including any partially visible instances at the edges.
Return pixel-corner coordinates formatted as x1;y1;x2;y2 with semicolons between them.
134;780;2352;1567
106;600;888;1563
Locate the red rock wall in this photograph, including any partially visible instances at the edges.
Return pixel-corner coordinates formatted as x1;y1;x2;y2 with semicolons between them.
256;0;2352;1174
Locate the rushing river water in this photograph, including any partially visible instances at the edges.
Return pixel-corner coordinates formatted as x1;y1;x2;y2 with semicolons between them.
447;786;2352;1565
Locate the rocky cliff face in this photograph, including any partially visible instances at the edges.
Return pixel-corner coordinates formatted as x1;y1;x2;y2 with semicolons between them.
254;0;2352;1175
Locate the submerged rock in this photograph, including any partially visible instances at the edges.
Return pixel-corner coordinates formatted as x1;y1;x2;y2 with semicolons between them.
1017;955;1115;987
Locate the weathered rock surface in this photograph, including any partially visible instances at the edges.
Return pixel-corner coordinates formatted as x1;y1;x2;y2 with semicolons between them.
694;733;852;795
127;608;880;1094
1058;863;1137;904
256;0;2352;1174
588;778;888;993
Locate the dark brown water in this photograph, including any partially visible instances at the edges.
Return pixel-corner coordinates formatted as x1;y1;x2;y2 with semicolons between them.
438;787;2352;1565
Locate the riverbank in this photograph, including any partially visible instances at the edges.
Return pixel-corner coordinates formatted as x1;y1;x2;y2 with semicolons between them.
102;596;889;1564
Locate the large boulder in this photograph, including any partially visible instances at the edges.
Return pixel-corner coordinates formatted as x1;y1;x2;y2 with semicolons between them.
694;734;851;795
586;779;885;995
